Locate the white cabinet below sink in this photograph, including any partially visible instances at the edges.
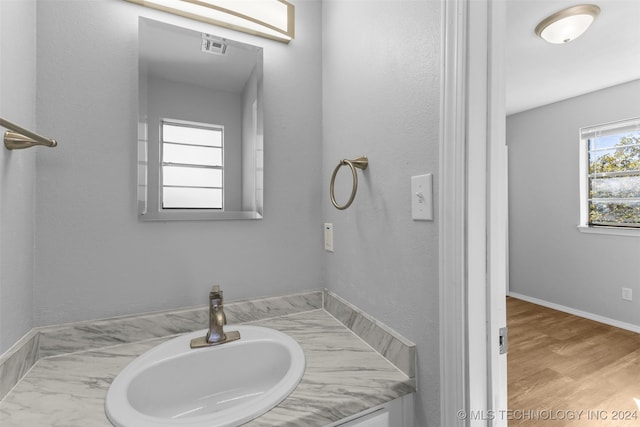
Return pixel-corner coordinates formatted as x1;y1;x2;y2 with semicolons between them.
328;394;414;427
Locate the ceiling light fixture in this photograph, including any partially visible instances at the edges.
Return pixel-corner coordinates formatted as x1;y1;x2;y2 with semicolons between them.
535;4;600;44
124;0;295;43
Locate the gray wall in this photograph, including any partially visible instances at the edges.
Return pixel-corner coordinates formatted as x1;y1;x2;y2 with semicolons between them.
0;0;37;354
508;79;640;327
322;1;441;425
33;0;323;326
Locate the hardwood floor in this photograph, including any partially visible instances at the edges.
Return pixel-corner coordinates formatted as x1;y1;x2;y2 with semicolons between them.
507;297;640;426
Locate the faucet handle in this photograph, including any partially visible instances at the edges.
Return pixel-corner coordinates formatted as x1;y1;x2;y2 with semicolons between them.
210;285;223;300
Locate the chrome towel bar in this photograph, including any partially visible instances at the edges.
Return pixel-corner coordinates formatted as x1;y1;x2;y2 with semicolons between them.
0;117;58;150
330;155;368;210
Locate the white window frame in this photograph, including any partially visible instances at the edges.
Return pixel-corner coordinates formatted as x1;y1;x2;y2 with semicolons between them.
578;117;640;236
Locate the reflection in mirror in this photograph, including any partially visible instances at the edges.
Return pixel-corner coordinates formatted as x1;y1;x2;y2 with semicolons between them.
138;17;263;220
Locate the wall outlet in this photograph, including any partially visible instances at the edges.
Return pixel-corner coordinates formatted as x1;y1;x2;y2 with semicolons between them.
622;287;633;301
324;223;334;252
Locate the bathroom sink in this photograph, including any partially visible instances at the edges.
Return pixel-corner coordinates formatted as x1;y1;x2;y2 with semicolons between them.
104;325;305;427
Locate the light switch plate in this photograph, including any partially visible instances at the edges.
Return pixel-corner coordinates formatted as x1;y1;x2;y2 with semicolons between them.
411;174;433;221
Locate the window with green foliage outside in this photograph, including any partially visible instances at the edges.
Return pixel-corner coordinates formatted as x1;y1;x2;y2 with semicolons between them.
584;118;640;227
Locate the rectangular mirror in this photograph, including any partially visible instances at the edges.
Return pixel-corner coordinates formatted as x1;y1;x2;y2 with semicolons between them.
138;17;264;220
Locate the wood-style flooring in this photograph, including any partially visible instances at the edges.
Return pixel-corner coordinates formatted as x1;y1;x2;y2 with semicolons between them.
507;297;640;426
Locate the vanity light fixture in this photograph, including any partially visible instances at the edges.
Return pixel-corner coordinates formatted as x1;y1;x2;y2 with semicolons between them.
124;0;294;43
535;4;600;44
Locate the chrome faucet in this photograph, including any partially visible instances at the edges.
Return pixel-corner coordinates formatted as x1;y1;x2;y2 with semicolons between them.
207;285;227;343
190;285;240;349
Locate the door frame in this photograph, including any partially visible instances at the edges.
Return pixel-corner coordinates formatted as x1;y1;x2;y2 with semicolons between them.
439;0;507;425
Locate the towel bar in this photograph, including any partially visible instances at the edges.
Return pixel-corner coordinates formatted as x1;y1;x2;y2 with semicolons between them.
330;156;368;210
0;117;58;150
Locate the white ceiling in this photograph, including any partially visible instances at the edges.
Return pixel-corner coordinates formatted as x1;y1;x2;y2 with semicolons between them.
506;0;640;115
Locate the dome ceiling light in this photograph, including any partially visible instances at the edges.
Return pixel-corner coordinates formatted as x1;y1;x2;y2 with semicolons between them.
535;4;600;44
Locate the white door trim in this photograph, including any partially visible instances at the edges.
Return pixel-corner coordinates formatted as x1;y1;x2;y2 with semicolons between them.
485;1;508;425
439;0;469;425
440;0;507;425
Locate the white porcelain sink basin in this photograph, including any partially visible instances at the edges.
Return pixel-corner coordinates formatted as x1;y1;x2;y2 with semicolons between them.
105;325;305;427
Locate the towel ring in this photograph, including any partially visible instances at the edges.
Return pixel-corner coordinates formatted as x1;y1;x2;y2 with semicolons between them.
330;156;368;210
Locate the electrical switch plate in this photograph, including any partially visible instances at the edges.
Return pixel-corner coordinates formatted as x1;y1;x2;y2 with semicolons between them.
411;174;433;221
324;223;334;252
622;287;633;301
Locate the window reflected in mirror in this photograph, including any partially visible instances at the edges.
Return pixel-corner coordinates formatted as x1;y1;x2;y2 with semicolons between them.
161;120;224;210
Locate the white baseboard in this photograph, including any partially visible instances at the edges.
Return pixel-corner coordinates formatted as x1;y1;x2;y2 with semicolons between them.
508;292;640;334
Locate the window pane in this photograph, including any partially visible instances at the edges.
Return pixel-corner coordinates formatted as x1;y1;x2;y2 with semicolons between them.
162;124;222;147
590;200;640;226
589;134;640;174
163;165;222;188
590;175;640;199
588;135;627;152
163;143;222;167
589;147;640;174
163;187;222;209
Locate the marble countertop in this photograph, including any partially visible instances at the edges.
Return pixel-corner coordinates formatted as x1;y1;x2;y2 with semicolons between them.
0;304;415;426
